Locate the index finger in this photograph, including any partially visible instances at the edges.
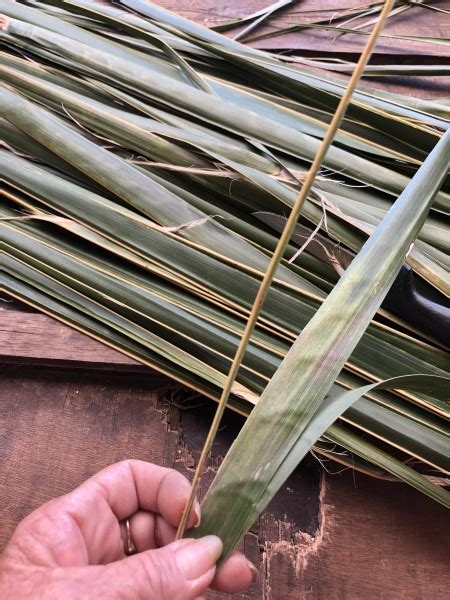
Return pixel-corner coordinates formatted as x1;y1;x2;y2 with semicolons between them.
8;461;200;567
77;460;200;528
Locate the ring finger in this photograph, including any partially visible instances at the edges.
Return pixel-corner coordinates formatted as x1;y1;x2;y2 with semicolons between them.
120;511;177;553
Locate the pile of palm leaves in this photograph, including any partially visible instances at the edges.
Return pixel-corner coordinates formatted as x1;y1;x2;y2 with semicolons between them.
1;0;449;552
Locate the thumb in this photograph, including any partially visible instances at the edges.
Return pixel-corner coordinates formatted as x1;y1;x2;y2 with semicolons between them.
101;536;223;600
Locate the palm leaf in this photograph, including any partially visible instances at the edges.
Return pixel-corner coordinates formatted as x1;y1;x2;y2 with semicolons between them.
192;131;450;558
1;0;448;518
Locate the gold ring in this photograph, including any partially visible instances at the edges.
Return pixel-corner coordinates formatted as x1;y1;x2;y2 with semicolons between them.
125;518;137;556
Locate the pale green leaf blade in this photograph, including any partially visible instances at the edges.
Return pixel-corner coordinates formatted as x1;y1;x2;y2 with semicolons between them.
193;131;450;558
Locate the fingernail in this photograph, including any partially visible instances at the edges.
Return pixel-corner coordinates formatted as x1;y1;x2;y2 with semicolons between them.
193;500;201;528
247;559;259;583
175;535;223;580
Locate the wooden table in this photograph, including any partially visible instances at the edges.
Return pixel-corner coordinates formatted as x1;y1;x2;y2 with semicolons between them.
1;2;449;598
2;304;449;598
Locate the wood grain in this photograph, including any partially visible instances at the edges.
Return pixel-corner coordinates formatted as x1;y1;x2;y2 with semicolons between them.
155;0;450;57
152;0;450;99
0;367;318;599
1;365;448;599
265;473;450;599
0;310;153;372
0;369;175;545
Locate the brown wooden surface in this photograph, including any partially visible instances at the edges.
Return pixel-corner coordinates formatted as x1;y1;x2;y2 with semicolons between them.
156;0;450;57
154;0;450;100
1;347;449;599
0;310;149;372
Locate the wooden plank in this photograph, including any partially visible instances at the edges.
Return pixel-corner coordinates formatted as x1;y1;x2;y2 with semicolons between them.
152;1;450;99
0;309;156;373
156;0;450;57
0;367;317;598
277;471;450;599
1;367;448;598
0;368;180;548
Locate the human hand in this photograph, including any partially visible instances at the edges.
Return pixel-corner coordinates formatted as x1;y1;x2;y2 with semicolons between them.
0;460;255;599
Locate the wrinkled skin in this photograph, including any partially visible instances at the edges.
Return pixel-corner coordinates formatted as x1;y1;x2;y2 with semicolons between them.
0;460;255;599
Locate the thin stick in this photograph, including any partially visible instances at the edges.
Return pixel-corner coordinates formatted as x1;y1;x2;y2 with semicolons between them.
176;0;395;540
